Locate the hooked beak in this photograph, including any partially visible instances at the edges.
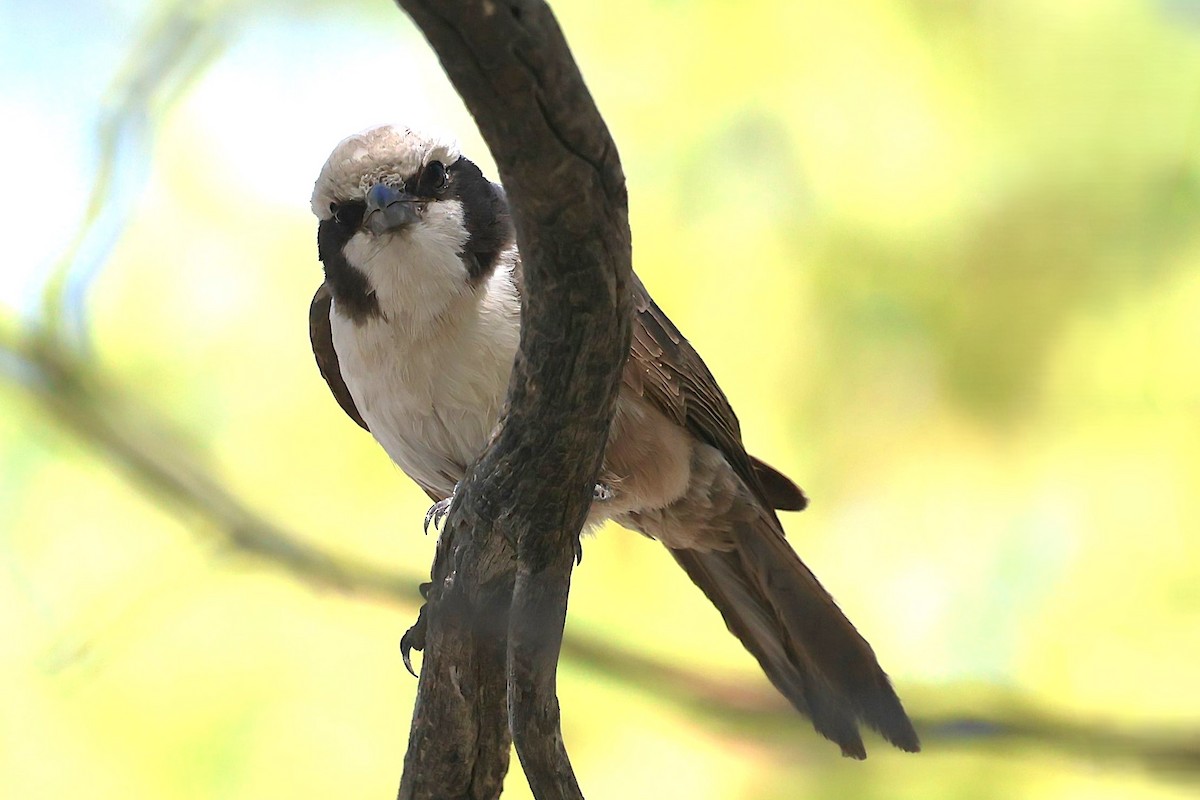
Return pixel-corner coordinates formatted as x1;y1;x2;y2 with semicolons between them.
364;183;421;235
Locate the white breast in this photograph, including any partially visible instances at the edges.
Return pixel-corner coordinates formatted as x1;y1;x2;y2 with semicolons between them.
330;262;521;498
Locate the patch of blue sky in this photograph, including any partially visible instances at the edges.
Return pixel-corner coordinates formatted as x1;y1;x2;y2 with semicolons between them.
0;0;484;322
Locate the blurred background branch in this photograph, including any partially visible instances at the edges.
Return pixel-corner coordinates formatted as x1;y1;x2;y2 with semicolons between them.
5;314;1198;780
35;1;230;347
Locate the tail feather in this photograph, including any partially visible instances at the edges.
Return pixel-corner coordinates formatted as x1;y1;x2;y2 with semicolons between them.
670;518;920;757
670;547;867;758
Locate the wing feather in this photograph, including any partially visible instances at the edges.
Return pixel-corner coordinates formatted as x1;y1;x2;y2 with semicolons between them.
623;274;806;511
309;282;369;432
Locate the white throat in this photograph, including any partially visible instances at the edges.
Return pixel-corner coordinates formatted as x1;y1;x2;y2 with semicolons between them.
342;197;474;332
329;243;522;498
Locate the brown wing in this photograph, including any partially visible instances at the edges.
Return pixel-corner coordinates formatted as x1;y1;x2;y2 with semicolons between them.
750;454;808;511
309;282;369;432
622;273;807;512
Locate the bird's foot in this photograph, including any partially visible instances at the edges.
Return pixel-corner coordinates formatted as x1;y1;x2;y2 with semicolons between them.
400;582;432;677
424;484;460;534
423;498;451;534
427;482;609;561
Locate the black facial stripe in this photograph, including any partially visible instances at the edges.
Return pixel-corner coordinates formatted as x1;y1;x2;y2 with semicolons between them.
329;199;366;230
447;157;514;283
317;217;381;324
411;160;448;198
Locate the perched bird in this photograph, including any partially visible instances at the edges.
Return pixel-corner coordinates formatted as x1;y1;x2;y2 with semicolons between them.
308;125;919;758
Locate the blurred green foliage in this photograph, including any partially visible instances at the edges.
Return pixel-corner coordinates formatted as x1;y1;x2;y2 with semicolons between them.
1;0;1198;797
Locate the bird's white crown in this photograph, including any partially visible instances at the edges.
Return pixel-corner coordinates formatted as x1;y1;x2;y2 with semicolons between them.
311;125;460;219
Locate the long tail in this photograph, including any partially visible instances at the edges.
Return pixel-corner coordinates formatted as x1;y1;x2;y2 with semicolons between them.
669;518;919;758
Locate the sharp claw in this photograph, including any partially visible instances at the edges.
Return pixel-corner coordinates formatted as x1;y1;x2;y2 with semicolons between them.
400;627;421;677
400;583;433;677
423;497;452;534
424;483;461;535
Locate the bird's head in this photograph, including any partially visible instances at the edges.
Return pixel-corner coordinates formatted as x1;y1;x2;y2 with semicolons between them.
311;125;513;325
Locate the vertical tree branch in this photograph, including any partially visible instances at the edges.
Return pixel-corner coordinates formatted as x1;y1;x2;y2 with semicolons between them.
392;1;632;798
399;537;514;799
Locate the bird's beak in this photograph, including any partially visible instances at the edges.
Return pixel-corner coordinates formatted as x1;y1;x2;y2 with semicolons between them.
364;183;421;235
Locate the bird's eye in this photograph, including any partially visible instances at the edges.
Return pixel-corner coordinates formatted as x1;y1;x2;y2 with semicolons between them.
416;160;449;196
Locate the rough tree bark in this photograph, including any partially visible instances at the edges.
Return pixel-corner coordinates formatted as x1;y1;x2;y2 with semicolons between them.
391;2;632;799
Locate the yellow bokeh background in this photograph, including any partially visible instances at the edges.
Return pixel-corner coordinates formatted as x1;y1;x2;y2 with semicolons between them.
2;0;1197;797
